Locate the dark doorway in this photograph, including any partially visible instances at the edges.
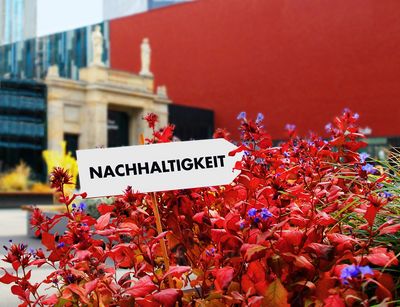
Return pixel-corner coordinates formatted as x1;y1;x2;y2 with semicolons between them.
168;104;214;140
64;133;79;158
108;110;129;148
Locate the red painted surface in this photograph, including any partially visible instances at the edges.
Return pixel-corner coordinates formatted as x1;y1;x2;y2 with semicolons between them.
110;0;400;140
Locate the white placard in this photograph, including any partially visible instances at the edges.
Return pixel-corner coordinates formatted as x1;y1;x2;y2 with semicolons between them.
77;139;243;197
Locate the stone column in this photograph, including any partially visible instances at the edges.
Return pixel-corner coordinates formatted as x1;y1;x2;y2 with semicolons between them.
47;95;64;152
81;90;108;149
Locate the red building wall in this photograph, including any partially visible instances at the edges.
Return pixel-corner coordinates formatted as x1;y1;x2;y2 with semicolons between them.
110;0;400;140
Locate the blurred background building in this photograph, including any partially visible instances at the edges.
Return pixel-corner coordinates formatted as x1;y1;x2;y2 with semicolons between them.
1;0;399;176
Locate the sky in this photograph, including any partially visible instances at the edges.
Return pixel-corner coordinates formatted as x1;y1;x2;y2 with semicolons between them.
37;0;103;37
36;0;147;37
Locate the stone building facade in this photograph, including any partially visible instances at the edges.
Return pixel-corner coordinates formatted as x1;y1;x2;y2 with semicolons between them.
45;64;170;152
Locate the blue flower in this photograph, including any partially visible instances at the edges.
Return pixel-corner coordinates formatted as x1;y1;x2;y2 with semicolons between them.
359;152;370;163
340;265;373;284
237;112;246;120
362;163;376;174
256;113;264;123
353;113;360;120
254;217;260;223
260;208;272;220
247;208;257;217
358;266;373;276
341;265;359;280
57;242;65;249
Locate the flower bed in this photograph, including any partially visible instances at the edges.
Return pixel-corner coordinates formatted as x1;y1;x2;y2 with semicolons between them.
0;110;399;306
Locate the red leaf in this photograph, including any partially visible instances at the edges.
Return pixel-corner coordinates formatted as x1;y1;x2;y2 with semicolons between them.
364;205;378;226
97;203;114;215
324;294;345;307
293;255;314;271
95;212;111;230
241;244;267;262
41;232;55;250
163;266;191;280
119;222;140;234
379;224;400;235
224;213;241;232
125;275;157;297
367;248;399;266
305;243;334;260
11;285;25;298
66;283;89;304
192;212;205;224
211;229;228;243
0;269;18;284
241;261;267;296
153;289;183;307
215;266;234;290
248;296;264;306
41;294;58;305
84;279;99;294
263;279;289;307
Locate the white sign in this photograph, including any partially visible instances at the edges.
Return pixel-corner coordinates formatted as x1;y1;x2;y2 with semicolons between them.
77;139;243;198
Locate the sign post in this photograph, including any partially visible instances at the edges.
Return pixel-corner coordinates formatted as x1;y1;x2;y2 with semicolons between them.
77;138;243;287
77;138;243;197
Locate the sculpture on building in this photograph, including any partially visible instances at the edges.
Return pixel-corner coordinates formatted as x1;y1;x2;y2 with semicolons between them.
156;85;168;98
139;38;153;77
91;25;104;66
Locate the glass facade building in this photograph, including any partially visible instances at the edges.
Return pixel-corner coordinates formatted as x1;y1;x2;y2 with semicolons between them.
0;22;109;80
0;79;47;177
0;0;37;46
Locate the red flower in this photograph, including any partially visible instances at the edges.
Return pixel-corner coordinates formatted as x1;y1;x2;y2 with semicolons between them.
49;167;73;192
144;113;158;129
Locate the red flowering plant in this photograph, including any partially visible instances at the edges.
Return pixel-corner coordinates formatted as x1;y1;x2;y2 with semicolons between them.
1;110;399;306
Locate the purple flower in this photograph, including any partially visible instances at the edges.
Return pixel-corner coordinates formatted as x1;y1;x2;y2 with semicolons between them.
256;112;264;123
362;163;376;174
79;203;86;211
325;123;332;133
285;124;296;132
206;247;216;257
343;107;350;114
247;208;257;217
353;113;360;120
239;220;245;229
359;152;370;163
254;217;260;223
57;242;65;249
340;265;373;284
260;208;272;220
382;191;393;198
237;112;246;120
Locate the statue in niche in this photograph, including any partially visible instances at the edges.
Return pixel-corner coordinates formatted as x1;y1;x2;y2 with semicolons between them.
91;25;104;66
139;38;153;77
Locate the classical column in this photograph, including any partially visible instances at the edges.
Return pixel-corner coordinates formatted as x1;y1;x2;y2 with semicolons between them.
47;96;64;152
81;92;108;148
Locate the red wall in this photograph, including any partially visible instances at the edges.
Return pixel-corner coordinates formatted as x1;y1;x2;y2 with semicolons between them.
110;0;400;140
